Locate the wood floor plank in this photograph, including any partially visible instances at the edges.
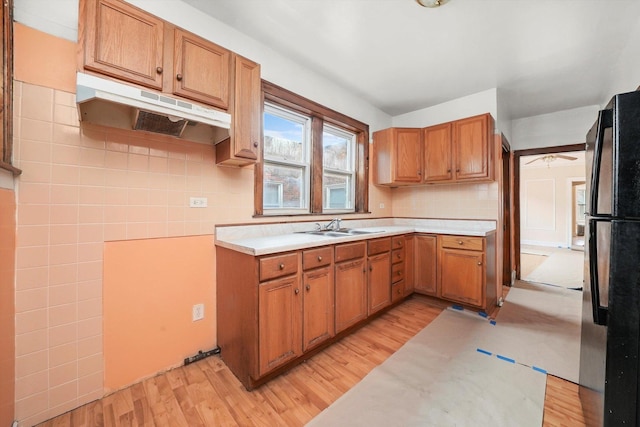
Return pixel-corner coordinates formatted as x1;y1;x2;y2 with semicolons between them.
37;296;585;427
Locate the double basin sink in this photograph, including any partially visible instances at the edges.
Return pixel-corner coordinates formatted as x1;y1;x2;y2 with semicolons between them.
298;228;383;238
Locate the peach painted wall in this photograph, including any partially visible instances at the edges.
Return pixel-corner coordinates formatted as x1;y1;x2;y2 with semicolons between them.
0;188;16;426
103;236;215;391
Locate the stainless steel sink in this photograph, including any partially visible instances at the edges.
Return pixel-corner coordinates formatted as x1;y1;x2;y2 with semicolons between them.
297;228;383;237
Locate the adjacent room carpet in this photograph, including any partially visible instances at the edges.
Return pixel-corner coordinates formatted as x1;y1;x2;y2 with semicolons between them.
523;248;584;289
306;281;582;426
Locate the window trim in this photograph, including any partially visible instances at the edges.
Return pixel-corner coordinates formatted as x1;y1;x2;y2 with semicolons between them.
0;0;19;175
255;80;369;216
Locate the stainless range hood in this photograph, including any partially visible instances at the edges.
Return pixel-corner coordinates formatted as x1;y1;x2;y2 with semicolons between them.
76;72;231;144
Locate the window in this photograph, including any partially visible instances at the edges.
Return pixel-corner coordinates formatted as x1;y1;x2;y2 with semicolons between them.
256;81;369;216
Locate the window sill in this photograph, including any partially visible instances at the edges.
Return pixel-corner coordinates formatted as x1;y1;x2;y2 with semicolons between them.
0;161;21;176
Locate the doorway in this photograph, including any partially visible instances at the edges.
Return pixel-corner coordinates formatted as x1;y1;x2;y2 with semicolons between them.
513;144;585;282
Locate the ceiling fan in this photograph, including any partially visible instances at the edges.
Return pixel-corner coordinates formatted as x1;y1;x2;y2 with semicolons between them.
525;154;578;166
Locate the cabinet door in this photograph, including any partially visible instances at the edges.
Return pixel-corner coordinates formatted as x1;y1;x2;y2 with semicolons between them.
453;114;490;181
368;252;391;315
82;0;164;90
393;128;423;183
231;55;261;160
173;28;230;109
414;235;437;295
423;122;453;182
404;235;415;295
258;276;302;376
335;258;367;333
438;248;484;307
302;266;335;352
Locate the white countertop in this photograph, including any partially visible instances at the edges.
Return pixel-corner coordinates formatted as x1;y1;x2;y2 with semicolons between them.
215;219;496;256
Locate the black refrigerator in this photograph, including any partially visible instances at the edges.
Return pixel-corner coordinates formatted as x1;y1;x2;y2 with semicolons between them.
579;90;640;426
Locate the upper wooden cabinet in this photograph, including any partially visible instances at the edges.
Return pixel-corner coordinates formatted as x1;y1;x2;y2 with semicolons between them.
172;28;230;109
373;128;423;186
215;55;261;166
81;0;165;90
81;0;232;108
374;113;495;186
453;114;492;181
423;123;453;182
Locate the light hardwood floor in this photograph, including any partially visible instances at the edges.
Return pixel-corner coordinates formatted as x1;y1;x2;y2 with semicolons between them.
37;295;585;427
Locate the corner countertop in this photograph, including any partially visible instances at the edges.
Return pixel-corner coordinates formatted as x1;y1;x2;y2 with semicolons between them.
215;218;497;256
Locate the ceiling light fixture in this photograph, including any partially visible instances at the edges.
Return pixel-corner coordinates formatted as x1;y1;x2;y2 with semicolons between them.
416;0;450;8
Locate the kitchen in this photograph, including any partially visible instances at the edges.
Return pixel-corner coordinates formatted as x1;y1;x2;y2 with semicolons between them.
1;0;640;426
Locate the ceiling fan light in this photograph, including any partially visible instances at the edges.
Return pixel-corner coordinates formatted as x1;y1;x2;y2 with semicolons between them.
416;0;450;8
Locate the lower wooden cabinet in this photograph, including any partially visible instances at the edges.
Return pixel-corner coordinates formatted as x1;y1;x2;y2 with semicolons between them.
216;231;495;390
367;238;391;315
258;275;302;376
437;234;497;310
302;265;335;352
335;242;367;333
414;234;437;296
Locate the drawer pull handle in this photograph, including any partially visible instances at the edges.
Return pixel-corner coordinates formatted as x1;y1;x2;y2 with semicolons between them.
156;66;163;74
279;263;285;270
306;284;311;291
397;271;402;276
396;253;401;258
317;256;322;262
477;261;483;266
176;73;183;81
295;288;299;295
458;240;463;245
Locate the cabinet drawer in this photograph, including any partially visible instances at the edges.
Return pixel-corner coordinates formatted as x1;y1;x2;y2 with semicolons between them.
391;247;405;264
440;235;484;251
303;247;332;270
368;237;391;256
392;280;405;302
259;253;298;282
391;262;404;283
335;242;366;263
391;236;405;250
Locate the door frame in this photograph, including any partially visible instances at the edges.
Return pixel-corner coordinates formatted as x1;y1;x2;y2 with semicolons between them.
513;143;585;279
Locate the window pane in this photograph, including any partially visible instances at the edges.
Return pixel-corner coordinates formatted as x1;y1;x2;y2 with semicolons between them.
264;182;283;208
264;164;307;209
323;126;353;171
264;111;305;163
323;173;351;210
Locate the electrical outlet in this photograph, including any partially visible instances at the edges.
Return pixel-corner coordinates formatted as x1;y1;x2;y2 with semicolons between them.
192;303;204;321
189;197;208;208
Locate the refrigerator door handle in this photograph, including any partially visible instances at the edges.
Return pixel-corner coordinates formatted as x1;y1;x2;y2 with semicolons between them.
589;219;608;326
589;109;613;216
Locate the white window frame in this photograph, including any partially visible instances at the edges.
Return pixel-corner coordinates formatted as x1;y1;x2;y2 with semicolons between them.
322;123;356;213
262;102;311;215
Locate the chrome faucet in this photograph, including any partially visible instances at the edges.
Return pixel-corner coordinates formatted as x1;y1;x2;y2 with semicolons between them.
323;218;342;231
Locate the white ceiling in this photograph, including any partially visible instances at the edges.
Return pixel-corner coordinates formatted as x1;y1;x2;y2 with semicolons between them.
182;0;640;120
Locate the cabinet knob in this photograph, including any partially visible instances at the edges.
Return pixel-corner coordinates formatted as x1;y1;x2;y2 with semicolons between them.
477;261;483;266
253;141;259;148
457;240;463;245
279;263;285;270
295;288;300;295
176;73;183;81
306;284;311;291
456;168;460;172
397;271;402;276
156;66;163;74
396;253;401;258
317;256;322;262
397;288;401;294
417;170;422;176
447;169;451;173
369;266;373;271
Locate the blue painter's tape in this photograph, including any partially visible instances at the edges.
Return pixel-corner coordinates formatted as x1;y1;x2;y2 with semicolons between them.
532;366;547;374
490;320;497;325
478;311;488;318
452;305;464;311
497;355;516;364
477;348;492;356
